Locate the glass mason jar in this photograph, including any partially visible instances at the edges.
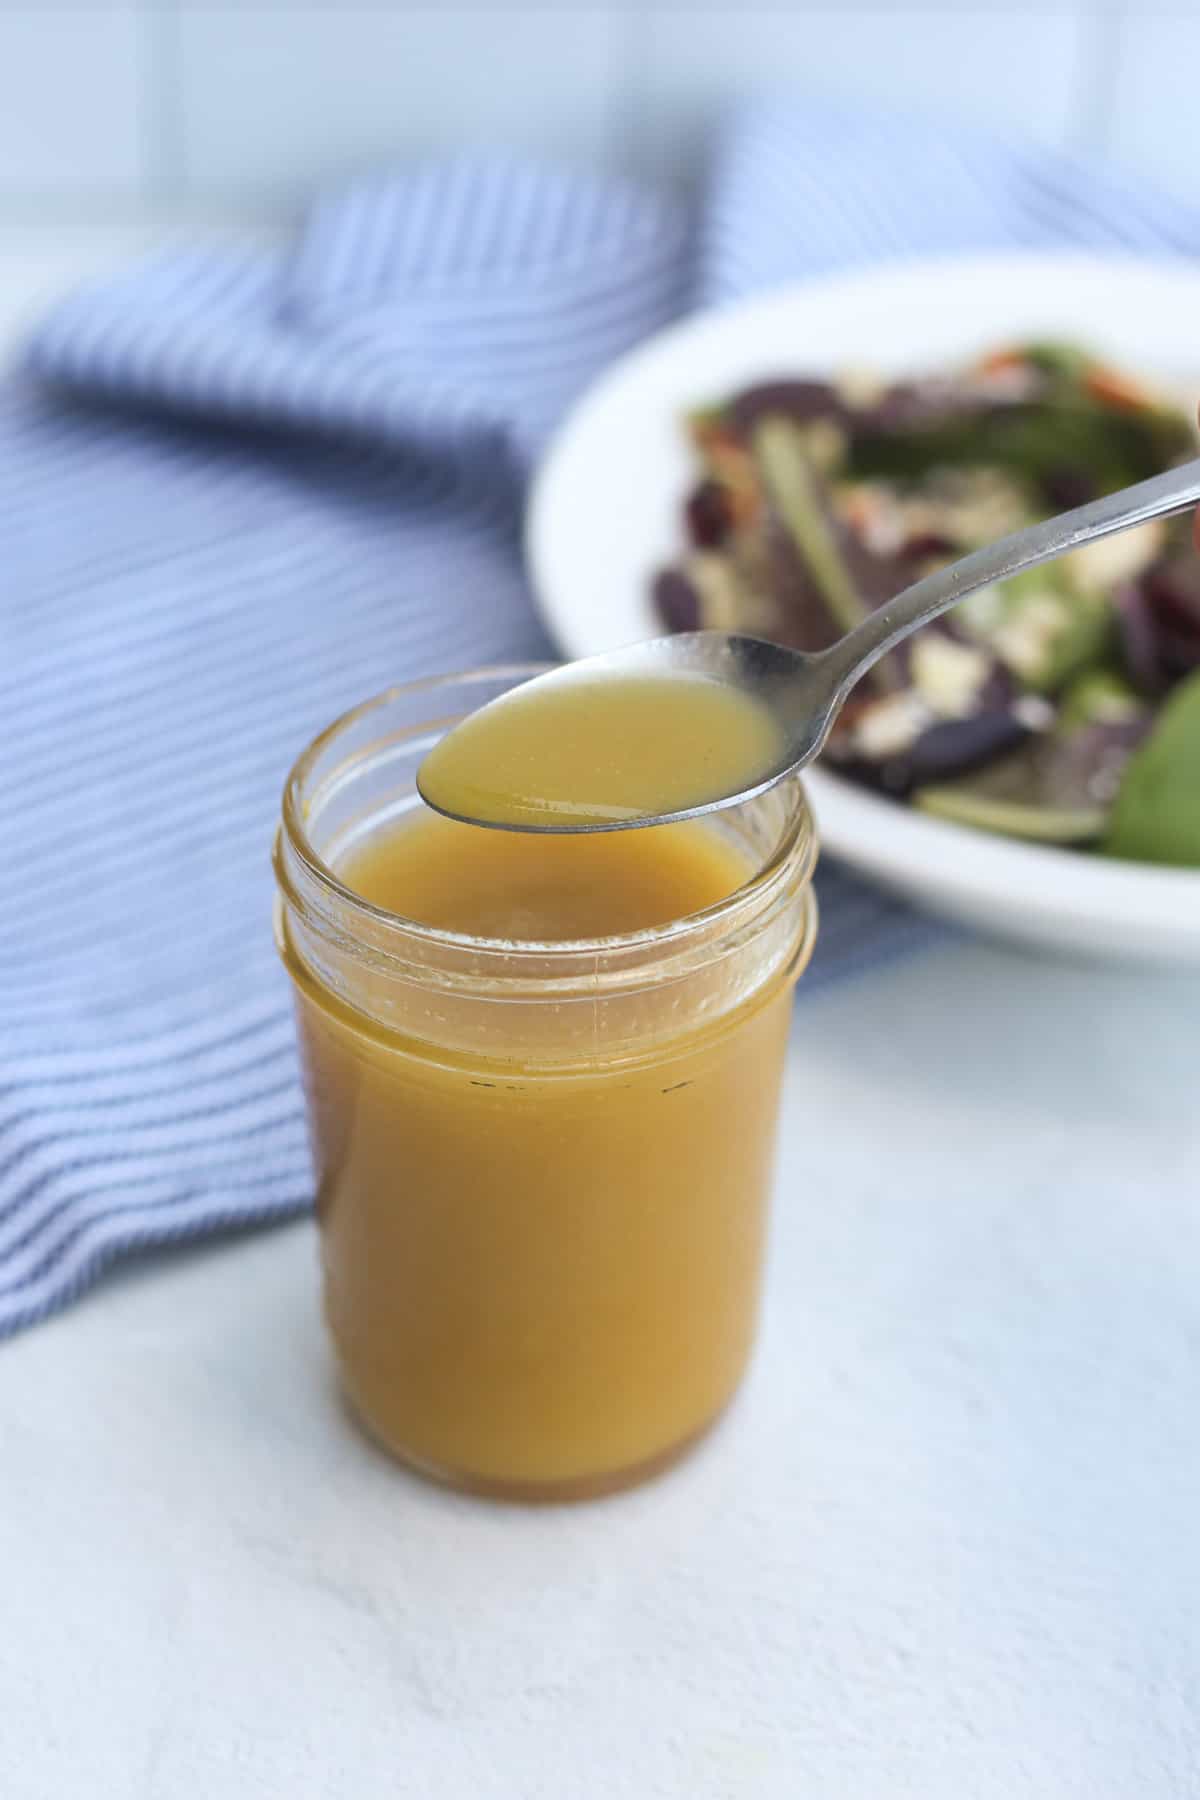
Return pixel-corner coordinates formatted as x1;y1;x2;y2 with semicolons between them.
274;669;818;1501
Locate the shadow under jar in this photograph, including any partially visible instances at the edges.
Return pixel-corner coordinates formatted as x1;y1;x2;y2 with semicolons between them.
274;669;818;1502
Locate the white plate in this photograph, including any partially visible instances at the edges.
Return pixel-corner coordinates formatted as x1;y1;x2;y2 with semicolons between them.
527;251;1200;964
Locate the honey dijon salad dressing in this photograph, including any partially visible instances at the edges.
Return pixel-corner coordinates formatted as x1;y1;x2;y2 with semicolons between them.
275;670;817;1500
340;808;751;940
416;672;785;829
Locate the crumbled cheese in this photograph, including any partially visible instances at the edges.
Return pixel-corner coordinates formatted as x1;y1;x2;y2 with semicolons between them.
991;591;1067;680
835;366;887;409
920;469;1031;545
837;482;907;555
1013;694;1056;732
852;691;933;759
960;582;1008;636
1062;519;1165;596
910;633;991;719
689;553;743;631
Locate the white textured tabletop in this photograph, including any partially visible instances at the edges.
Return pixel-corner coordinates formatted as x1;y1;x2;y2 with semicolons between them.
2;239;1199;1798
4;935;1199;1800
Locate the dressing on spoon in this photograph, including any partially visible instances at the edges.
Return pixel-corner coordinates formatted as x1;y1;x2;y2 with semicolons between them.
417;669;785;830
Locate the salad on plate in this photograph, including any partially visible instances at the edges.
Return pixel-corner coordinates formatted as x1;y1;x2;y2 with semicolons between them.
652;343;1200;867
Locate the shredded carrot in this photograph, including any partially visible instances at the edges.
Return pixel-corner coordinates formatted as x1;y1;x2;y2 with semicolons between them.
1085;366;1151;411
976;347;1025;376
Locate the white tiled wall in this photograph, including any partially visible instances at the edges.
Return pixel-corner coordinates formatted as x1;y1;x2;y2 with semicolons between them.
172;8;629;205
0;4;1193;220
627;6;1089;182
0;7;148;205
1104;11;1200;209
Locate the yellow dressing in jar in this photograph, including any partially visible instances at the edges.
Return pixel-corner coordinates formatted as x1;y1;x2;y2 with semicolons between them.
275;670;817;1500
341;808;749;938
417;671;785;828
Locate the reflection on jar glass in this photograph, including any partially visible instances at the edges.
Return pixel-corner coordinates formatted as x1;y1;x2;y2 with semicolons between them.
274;668;818;1501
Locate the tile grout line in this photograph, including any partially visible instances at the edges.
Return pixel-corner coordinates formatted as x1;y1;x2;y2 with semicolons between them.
1070;0;1124;159
609;0;649;182
140;0;184;212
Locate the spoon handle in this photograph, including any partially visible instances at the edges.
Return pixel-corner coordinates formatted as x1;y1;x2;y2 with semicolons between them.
818;455;1200;694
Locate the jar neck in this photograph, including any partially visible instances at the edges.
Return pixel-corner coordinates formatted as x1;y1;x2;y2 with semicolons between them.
275;801;816;1003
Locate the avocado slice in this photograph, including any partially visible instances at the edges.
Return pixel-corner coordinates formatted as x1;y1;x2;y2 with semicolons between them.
1103;669;1200;867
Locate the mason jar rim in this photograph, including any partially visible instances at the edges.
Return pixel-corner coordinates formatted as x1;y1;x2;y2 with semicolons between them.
276;666;817;965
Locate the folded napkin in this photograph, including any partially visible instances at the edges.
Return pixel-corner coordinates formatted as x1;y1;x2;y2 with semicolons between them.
4;102;1194;1336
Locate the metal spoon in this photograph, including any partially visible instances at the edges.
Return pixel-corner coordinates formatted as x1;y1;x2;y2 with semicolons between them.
425;456;1200;832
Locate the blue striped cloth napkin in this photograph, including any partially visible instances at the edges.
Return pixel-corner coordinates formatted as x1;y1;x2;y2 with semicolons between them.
4;103;1194;1336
